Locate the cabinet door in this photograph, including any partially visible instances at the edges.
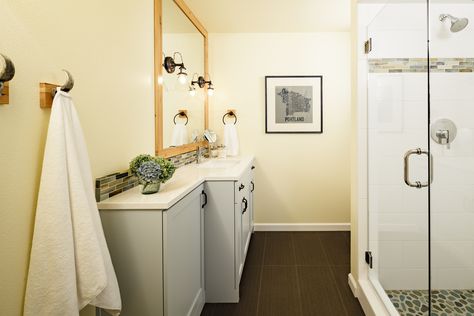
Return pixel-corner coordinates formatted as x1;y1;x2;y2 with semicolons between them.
100;210;164;316
163;185;205;316
204;181;239;302
241;168;253;265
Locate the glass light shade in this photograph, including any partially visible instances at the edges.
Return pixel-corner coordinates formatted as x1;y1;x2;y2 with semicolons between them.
178;73;187;85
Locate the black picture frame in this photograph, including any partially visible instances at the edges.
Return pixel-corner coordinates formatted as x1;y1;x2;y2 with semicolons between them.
265;75;323;134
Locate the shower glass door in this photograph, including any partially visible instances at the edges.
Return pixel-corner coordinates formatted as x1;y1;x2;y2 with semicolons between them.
429;1;474;314
367;1;431;314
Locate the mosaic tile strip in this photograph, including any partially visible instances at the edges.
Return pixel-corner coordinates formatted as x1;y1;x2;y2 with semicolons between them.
369;58;474;73
95;148;210;201
168;147;209;168
95;170;139;202
387;289;474;316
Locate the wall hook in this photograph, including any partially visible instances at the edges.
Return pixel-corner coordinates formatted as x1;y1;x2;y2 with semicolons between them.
40;69;75;108
52;70;74;97
0;54;15;104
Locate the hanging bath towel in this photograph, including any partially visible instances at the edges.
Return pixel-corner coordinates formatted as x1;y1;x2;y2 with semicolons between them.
24;90;121;316
171;121;188;147
224;123;239;156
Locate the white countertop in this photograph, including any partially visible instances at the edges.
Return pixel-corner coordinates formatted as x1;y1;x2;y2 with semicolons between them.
97;155;254;210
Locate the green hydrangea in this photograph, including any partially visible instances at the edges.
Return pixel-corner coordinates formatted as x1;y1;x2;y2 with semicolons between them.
130;154;176;183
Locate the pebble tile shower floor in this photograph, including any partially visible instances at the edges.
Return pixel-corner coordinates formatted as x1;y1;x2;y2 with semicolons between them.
387;289;474;316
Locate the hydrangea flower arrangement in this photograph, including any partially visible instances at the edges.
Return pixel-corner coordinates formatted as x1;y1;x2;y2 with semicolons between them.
137;161;161;184
130;154;176;194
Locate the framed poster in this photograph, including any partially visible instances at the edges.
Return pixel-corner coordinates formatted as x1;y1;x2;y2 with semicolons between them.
265;75;323;134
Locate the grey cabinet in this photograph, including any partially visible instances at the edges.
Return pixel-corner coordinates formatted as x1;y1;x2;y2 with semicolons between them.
204;166;254;303
99;184;206;316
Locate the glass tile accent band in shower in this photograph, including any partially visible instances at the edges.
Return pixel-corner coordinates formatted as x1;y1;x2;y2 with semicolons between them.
369;58;474;73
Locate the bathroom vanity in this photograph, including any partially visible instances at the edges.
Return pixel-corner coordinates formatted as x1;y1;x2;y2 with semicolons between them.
97;156;255;316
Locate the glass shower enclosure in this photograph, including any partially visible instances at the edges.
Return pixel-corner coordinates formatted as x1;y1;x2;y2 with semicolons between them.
366;0;474;314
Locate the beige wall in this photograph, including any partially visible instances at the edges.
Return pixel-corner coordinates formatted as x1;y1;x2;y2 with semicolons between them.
208;32;351;224
0;0;155;315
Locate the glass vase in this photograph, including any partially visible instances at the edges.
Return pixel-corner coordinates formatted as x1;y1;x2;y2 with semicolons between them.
141;182;160;194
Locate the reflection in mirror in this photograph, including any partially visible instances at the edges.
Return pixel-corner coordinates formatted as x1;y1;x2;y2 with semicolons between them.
162;0;205;148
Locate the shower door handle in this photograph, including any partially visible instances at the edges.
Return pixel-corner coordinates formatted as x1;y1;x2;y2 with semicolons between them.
404;148;433;189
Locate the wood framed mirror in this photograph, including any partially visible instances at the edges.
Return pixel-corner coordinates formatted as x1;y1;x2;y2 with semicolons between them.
154;0;209;158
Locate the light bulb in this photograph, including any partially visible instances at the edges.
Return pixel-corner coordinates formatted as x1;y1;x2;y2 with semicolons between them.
189;87;196;97
157;76;163;85
178;73;187;85
207;88;214;96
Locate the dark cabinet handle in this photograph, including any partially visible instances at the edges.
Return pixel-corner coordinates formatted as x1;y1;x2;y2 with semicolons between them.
202;190;208;208
239;183;245;191
251;181;255;192
251;165;255;170
242;197;248;214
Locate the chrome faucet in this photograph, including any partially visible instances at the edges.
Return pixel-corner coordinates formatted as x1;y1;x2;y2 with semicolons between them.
196;146;205;164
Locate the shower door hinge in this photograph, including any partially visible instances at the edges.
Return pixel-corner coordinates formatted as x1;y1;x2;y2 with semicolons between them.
364;38;372;54
365;251;373;269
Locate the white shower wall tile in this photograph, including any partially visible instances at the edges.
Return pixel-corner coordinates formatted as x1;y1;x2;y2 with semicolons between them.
432;242;474;269
430;185;474;214
434;157;474;186
402;241;428;270
380;268;428;291
432;268;474;290
379;241;403;268
432;213;474;242
377;212;428;242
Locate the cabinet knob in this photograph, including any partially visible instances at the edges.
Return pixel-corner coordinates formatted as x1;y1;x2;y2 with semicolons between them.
251;166;255;170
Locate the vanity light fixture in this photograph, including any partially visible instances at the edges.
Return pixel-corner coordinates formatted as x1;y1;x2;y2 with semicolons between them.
163;52;187;84
191;73;215;96
188;85;196;97
207;82;214;96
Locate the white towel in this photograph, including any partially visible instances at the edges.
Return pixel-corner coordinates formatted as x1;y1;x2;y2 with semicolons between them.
171;122;188;146
24;90;121;316
224;123;239;156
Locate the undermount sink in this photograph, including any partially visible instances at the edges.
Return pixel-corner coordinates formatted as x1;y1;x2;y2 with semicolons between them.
197;159;240;169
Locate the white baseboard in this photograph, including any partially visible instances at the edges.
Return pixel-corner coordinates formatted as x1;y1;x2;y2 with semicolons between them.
253;223;350;231
348;273;359;298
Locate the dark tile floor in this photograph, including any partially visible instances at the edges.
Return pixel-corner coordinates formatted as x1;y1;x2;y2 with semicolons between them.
201;231;365;316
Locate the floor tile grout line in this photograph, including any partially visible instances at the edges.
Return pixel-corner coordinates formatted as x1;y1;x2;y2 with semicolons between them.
255;232;266;316
290;233;304;316
318;234;351;316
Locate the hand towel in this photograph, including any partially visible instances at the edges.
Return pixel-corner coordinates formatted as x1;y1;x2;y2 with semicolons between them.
171;122;188;146
224;123;239;156
24;89;121;316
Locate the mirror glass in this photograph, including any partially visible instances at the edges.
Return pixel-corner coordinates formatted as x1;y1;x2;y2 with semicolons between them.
162;0;205;149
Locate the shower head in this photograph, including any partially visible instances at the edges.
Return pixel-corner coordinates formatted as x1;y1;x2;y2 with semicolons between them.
440;14;469;33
